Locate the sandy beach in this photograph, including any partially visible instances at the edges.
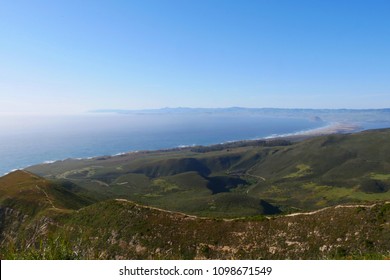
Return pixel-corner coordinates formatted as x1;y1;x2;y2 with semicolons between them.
269;122;361;142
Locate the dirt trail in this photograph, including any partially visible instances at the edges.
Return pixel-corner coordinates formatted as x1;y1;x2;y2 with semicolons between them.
115;199;237;221
35;185;58;210
245;173;266;181
285;201;390;217
244;168;266;194
115;199;208;219
116;199;390;221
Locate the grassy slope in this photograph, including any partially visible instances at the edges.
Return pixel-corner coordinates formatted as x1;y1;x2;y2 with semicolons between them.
0;170;91;216
1;167;390;259
2;199;390;259
26;128;390;214
0;170;95;259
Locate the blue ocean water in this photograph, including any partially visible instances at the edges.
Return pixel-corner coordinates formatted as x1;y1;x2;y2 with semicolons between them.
0;113;365;175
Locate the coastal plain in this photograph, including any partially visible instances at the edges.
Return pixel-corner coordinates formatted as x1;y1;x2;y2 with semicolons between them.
1;128;390;259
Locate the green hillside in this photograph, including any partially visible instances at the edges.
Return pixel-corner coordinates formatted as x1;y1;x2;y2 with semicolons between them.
2;128;390;259
2;198;390;259
0;170;92;216
27;128;390;215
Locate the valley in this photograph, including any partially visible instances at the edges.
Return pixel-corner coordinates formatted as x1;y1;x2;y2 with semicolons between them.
1;128;390;259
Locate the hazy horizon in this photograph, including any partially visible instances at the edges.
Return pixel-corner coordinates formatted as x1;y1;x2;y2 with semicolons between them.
1;0;390;114
1;106;390;117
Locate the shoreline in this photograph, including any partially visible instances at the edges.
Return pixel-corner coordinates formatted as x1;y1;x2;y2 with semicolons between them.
46;122;363;159
0;122;364;176
267;122;361;141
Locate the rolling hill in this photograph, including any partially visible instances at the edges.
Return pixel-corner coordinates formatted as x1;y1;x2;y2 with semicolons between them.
1;128;390;259
1;193;389;259
27;128;390;215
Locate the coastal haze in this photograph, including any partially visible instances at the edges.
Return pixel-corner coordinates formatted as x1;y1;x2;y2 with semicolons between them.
1;1;390;114
1;1;390;262
0;109;323;175
1;108;390;175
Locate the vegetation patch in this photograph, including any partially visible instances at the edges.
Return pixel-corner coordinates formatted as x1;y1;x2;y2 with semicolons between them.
151;179;180;193
9;128;390;259
370;173;390;180
284;164;312;179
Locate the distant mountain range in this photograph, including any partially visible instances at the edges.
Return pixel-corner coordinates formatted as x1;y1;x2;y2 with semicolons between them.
90;107;390;123
91;107;390;114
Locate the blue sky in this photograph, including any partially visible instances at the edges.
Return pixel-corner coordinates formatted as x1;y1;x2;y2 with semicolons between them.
1;0;389;114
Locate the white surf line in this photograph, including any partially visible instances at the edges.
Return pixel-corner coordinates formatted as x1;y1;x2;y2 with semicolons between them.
264;122;361;139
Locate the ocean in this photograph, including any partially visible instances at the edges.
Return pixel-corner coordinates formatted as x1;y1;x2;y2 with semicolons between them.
0;112;385;175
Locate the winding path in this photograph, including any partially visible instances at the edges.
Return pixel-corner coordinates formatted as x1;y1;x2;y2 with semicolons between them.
284;201;390;217
35;185;58;210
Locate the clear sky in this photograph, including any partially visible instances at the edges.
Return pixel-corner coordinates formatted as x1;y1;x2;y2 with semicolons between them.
1;0;390;114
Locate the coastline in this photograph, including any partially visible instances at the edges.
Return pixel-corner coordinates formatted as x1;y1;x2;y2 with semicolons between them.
49;122;363;160
0;122;363;176
268;122;361;141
